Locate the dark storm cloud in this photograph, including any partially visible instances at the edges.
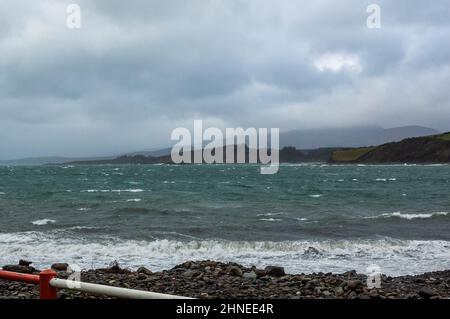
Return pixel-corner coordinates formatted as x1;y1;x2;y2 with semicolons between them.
0;0;449;159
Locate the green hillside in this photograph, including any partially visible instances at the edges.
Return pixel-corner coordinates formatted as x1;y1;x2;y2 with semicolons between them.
331;132;450;164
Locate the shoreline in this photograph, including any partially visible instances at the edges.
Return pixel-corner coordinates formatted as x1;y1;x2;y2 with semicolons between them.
1;260;449;299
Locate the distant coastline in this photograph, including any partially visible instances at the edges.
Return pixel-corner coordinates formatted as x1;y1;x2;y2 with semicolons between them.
64;132;450;166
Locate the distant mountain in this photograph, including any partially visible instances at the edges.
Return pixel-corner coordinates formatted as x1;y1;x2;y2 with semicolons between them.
0;155;115;166
0;147;175;165
331;132;450;164
280;125;439;149
68;145;344;165
0;156;72;166
121;147;172;158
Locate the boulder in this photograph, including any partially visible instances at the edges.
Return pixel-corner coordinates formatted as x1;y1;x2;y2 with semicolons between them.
18;260;33;266
242;271;257;280
335;286;344;296
419;287;437;298
347;280;364;290
51;263;69;271
2;265;35;274
183;270;195;278
137;267;153;275
343;270;357;277
100;261;130;274
228;266;243;277
264;266;285;277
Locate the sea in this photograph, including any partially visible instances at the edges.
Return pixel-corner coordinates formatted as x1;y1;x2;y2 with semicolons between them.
0;163;449;276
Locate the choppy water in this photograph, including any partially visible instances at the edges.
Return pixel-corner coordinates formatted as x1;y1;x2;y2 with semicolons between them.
1;164;449;275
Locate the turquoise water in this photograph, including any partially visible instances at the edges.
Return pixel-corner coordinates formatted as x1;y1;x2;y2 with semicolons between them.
1;164;449;275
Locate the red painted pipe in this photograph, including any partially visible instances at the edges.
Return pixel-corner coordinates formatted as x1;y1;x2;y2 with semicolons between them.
0;270;39;284
0;269;58;299
39;269;57;299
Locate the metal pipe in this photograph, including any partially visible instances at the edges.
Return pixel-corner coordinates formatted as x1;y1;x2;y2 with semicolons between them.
0;270;40;284
50;278;193;299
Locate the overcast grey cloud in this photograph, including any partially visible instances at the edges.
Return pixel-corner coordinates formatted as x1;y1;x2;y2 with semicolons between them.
1;0;450;159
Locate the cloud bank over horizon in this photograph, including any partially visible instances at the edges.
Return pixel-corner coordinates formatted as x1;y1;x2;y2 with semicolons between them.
1;0;450;159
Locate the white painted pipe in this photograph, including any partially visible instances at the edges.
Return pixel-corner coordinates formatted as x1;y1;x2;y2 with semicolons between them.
50;278;193;299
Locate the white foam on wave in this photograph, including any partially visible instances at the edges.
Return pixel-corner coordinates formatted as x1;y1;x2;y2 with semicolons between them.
67;226;99;230
256;213;284;217
259;218;282;222
31;219;56;226
366;211;449;220
0;192;5;195
116;189;144;193
0;232;449;276
82;189;144;193
375;178;397;182
309;194;323;198
126;199;142;202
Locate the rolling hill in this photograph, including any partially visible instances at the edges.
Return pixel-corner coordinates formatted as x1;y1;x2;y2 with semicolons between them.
331;132;450;164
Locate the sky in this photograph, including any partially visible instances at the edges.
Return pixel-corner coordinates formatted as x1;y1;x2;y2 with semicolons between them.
1;0;450;159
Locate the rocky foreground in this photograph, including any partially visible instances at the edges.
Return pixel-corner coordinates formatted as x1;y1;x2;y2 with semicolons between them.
1;260;449;299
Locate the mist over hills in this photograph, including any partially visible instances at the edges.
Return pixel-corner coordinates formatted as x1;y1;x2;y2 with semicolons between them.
280;125;439;149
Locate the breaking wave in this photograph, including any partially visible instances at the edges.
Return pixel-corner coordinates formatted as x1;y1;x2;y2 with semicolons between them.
1;231;449;276
365;212;449;220
31;219;56;226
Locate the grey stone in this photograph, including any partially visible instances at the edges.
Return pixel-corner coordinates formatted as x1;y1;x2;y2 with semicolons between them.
419;287;437;298
137;267;153;275
264;266;285;277
228;266;243;277
243;271;257;280
51;263;69;271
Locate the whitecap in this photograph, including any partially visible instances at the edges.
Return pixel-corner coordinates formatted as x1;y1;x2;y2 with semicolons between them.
67;226;99;230
124;189;144;193
31;219;56;226
259;218;282;222
111;189;144;193
256;212;284;217
366;212;449;220
309;194;323;198
126;199;142;202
